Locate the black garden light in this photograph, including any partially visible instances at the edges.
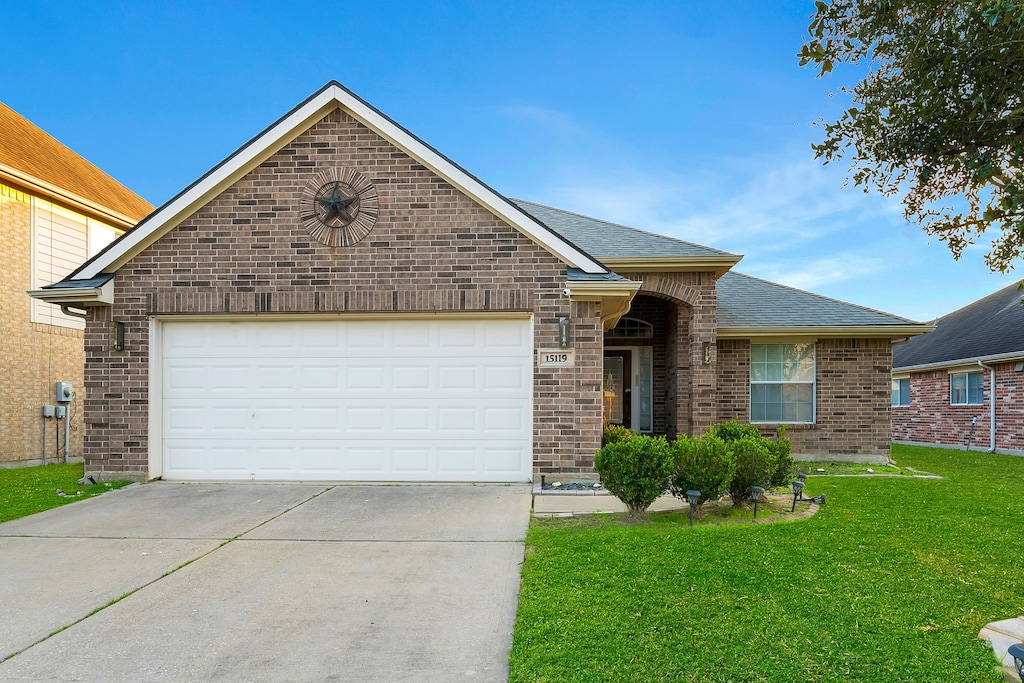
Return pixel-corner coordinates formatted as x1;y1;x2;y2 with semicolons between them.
791;480;804;512
1008;642;1024;680
751;486;765;519
797;473;808;484
685;490;701;527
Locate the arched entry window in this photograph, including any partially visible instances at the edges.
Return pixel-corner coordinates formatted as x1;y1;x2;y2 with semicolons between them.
605;317;653;339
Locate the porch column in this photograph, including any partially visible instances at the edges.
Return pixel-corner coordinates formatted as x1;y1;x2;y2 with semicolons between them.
688;282;718;435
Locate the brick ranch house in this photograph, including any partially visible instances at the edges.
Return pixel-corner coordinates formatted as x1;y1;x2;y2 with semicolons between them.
1;101;151;467
892;282;1024;455
31;82;930;482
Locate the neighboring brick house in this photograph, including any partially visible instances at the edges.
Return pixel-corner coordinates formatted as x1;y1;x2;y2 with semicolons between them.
0;102;152;467
32;82;929;482
892;282;1024;455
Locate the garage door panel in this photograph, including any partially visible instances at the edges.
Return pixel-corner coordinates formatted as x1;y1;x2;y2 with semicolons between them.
161;318;532;482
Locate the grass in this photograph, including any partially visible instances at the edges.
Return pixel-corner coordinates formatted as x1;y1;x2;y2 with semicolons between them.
793;461;923;476
510;445;1022;682
0;463;131;524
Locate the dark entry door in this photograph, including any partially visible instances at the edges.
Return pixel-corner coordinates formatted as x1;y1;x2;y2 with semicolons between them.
603;351;632;428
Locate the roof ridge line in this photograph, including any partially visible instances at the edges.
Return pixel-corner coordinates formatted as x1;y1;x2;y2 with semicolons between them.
728;271;923;324
510;198;736;257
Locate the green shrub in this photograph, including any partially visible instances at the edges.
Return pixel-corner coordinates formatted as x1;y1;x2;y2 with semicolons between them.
726;435;776;505
769;425;794;488
668;433;734;507
594;434;673;515
601;424;635;447
710;420;762;443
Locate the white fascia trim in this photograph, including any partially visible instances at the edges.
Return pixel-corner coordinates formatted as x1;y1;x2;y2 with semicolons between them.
894;349;1024;374
717;324;934;339
0;164;142;229
599;254;743;278
78;83;607;279
26;279;113;305
564;280;642;301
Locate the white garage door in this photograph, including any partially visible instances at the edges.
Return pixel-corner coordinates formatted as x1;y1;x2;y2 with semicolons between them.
159;317;533;482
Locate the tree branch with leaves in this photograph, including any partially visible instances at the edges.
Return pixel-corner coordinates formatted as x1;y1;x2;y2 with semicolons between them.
800;0;1024;273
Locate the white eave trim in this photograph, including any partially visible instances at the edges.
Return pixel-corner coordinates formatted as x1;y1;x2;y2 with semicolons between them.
76;82;607;280
27;279;113;306
565;279;643;300
0;164;143;229
599;254;743;278
894;349;1024;373
717;324;934;339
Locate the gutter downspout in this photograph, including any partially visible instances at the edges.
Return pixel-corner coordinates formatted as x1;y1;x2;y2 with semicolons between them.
60;305;88;319
977;360;997;453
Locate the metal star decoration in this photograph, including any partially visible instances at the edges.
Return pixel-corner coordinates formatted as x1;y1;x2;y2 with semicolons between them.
315;181;359;226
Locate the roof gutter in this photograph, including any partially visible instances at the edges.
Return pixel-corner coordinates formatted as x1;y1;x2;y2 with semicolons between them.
26;279;114;306
894;349;1024;373
565;279;643;331
598;254;743;279
717;324;933;339
0;164;144;229
977;360;997;453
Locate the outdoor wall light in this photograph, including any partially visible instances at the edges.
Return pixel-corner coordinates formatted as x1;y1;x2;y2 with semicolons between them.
702;342;712;364
751;486;765;519
1008;642;1024;680
685;490;701;526
558;317;570;349
791;480;804;512
110;321;125;351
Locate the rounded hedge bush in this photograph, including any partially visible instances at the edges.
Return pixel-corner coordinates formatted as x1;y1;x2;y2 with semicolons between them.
594;434;673;515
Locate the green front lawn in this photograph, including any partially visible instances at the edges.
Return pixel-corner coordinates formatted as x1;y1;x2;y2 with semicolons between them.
510;445;1022;682
0;463;130;524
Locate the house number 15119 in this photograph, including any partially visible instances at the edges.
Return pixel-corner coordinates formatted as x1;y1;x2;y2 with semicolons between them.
538;349;575;368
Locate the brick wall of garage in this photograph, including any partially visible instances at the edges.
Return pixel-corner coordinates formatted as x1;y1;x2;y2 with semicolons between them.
892;362;1024;453
716;337;892;461
0;183;86;466
82;108;603;480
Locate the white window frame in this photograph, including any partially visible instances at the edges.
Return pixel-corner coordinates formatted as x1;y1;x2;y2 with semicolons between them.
892;377;910;406
749;342;816;424
950;371;984;406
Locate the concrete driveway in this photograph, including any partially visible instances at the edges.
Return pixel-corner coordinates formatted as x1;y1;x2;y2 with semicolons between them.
0;482;531;682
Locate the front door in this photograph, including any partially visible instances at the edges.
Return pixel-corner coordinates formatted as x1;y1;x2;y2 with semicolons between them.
603;351;632;428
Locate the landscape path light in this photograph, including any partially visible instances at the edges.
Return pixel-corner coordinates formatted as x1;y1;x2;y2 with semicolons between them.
791;480;804;512
751;486;765;519
685;490;701;527
1008;642;1024;680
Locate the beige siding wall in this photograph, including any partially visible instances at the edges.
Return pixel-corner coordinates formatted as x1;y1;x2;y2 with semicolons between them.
0;183;86;466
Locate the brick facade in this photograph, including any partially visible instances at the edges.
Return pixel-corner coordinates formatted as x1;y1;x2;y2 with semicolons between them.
715;337;892;463
0;183;86;467
82;109;603;481
892;363;1024;454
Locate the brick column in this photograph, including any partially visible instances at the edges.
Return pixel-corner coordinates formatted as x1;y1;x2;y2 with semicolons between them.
688;278;718;435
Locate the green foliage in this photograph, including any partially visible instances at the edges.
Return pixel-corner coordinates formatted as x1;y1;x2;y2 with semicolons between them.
769;425;794;488
512;445;1019;681
708;420;762;443
601;423;635;447
594;435;673;515
799;0;1024;273
667;433;734;507
0;463;130;524
725;435;777;505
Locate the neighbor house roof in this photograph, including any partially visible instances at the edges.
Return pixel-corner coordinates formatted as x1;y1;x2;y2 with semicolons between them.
0;101;152;226
717;272;928;337
893;282;1024;370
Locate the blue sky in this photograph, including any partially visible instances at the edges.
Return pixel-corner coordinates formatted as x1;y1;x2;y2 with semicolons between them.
2;1;1017;320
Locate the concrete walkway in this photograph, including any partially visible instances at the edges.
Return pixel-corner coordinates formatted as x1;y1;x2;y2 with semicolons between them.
0;482;531;682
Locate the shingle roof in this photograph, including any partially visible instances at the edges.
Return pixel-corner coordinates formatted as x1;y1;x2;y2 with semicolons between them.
565;267;631;282
893;282;1024;369
512;199;734;258
717;271;920;327
0;102;153;221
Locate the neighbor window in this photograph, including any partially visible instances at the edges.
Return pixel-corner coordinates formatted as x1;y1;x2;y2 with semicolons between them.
892;378;910;406
950;372;984;405
750;343;815;423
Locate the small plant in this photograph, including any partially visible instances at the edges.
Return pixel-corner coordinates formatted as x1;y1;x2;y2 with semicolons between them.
769;425;794;488
668;433;734;508
709;420;762;443
726;435;776;505
594;434;673;516
602;424;635;447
